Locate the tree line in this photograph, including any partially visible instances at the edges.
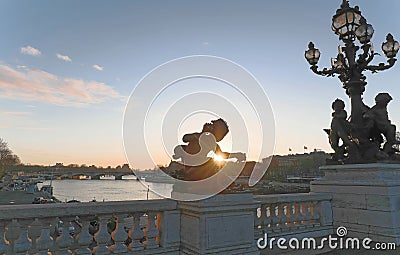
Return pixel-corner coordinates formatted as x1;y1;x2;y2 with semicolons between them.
0;138;20;178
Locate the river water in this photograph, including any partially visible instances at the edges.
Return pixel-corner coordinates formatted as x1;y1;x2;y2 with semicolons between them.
38;177;173;202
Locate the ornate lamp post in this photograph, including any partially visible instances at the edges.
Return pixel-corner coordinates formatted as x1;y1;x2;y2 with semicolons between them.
305;0;399;163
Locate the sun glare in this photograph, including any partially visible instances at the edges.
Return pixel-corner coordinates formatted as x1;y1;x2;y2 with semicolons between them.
213;154;225;162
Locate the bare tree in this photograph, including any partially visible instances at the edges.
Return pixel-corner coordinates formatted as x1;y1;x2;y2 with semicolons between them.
0;138;20;178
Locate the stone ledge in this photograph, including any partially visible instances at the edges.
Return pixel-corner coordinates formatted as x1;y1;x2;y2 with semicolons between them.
312;180;400;186
177;193;259;213
320;163;400;171
255;193;332;204
0;199;177;220
311;184;400;195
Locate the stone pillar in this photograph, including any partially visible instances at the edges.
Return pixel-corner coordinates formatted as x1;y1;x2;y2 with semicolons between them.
311;163;400;244
177;193;260;255
91;175;101;180
157;210;181;249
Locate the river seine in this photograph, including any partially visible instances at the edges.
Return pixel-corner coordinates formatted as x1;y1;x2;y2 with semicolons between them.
38;177;173;202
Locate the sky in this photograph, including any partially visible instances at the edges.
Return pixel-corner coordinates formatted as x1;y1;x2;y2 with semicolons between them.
1;0;400;169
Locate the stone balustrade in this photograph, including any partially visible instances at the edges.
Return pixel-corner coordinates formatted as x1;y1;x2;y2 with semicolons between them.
0;199;180;255
0;192;338;255
254;193;334;241
4;164;400;254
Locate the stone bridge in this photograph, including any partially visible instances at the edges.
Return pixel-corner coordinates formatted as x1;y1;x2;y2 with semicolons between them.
54;171;135;180
1;164;400;254
9;169;135;180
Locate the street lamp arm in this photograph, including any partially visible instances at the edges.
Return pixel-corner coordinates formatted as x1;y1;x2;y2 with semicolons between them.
310;65;346;77
356;44;374;68
364;52;375;66
366;58;397;73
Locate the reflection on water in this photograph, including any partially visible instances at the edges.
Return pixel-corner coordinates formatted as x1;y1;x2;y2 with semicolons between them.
38;176;173;202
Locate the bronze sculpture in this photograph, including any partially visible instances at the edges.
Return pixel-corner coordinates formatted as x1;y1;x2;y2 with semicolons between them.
166;118;246;181
327;94;398;164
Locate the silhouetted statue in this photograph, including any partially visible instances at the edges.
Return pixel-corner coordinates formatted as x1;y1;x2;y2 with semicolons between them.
169;118;246;181
364;93;397;156
328;99;357;162
326;93;399;164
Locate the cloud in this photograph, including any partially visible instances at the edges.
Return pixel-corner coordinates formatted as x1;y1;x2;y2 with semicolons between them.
93;64;104;71
56;53;72;62
0;111;31;116
20;46;41;56
0;64;123;107
17;126;49;131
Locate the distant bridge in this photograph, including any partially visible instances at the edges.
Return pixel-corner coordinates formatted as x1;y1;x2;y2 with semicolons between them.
8;168;135;180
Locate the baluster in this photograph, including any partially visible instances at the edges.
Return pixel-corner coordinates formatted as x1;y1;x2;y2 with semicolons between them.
297;202;306;229
93;216;111;255
270;204;281;233
124;216;133;248
110;214;128;254
287;203;296;231
311;201;321;227
75;218;93;255
70;217;81;253
14;219;32;255
303;201;312;228
5;219;21;254
0;221;10;255
255;207;261;228
50;217;61;253
278;204;288;232
28;218;42;254
37;218;54;255
143;212;159;249
263;205;272;234
56;218;74;255
290;203;299;230
254;207;262;239
128;213;144;251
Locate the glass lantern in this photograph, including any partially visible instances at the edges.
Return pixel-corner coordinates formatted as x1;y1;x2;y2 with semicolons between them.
332;0;363;41
305;42;320;65
382;34;400;59
355;18;374;44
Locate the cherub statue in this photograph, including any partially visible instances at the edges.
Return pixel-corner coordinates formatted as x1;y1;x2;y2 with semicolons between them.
171;118;246;180
364;93;397;156
328;99;358;162
326;93;399;164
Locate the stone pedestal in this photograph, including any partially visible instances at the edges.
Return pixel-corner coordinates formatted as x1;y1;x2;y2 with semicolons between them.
177;193;260;255
311;163;400;244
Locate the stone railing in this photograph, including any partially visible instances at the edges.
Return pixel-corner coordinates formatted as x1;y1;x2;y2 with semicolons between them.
0;193;336;255
254;193;334;240
0;199;180;255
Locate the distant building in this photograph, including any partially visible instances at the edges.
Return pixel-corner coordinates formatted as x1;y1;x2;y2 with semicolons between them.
262;150;330;180
54;163;64;167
